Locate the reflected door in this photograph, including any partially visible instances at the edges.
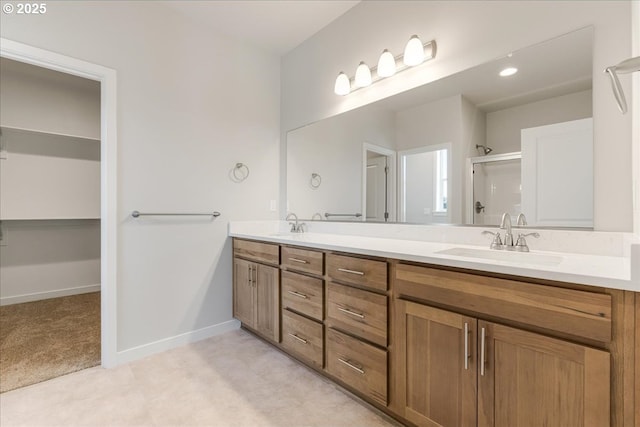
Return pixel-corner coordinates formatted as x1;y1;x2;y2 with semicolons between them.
521;118;593;227
366;154;388;221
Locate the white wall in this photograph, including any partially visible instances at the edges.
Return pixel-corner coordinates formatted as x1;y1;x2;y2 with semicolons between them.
0;220;100;305
396;95;463;223
486;90;593;154
0;57;100;138
1;1;280;354
0;58;101;305
287;105;394;219
281;0;633;231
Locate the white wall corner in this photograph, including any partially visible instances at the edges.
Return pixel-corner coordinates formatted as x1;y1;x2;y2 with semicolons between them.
115;320;241;366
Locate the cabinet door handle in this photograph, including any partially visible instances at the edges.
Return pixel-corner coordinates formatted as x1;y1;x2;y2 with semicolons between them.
288;257;308;264
464;322;469;370
338;358;365;374
287;290;308;299
337;267;365;276
248;265;253;287
337;307;365;319
480;326;486;376
288;333;308;344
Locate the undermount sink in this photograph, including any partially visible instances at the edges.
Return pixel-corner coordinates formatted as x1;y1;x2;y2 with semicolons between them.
436;247;563;266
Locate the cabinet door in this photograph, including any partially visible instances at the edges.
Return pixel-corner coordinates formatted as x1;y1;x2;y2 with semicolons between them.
233;258;254;328
395;300;477;427
478;321;610;427
255;263;280;342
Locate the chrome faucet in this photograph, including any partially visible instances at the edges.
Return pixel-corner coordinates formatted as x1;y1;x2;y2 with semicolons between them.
285;213;305;233
516;213;527;226
500;213;514;246
482;212;539;251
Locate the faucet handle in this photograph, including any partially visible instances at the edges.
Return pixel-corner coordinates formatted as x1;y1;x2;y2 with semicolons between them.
515;232;540;252
482;230;503;250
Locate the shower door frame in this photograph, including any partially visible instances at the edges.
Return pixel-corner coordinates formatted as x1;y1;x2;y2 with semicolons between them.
465;151;522;224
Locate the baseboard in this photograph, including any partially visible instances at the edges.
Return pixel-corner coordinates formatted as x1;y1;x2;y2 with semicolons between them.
115;319;241;365
0;284;101;306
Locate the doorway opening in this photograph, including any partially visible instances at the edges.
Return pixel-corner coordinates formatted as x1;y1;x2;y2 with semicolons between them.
0;38;118;383
399;143;452;224
362;143;395;222
0;58;101;392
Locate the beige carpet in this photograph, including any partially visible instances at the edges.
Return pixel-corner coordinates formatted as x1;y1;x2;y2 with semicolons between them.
0;292;101;393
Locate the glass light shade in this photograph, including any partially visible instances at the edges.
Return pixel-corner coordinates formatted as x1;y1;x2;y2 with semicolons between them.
354;62;372;87
334;72;351;95
377;50;396;77
499;67;518;77
403;35;425;66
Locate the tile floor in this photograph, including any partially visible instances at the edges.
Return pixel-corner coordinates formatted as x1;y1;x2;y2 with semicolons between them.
0;329;398;426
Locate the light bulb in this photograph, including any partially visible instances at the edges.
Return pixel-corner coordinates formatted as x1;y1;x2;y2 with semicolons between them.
403;35;425;66
377;49;396;78
499;67;518;77
334;72;350;95
354;62;372;87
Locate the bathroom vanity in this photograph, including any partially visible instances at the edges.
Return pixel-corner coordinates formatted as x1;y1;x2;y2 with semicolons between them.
230;222;638;427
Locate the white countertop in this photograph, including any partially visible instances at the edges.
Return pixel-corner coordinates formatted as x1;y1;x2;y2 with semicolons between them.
229;221;639;292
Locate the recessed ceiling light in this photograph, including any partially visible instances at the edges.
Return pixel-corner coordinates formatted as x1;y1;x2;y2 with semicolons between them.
499;67;518;77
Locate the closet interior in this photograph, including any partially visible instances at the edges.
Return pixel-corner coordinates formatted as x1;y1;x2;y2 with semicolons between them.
0;57;101;392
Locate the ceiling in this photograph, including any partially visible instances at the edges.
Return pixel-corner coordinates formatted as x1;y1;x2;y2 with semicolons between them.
163;1;360;56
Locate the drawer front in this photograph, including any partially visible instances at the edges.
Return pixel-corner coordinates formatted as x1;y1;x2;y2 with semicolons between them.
395;263;613;343
281;246;324;276
326;328;387;406
233;239;279;265
326;253;387;291
281;309;323;368
327;282;387;347
282;271;324;321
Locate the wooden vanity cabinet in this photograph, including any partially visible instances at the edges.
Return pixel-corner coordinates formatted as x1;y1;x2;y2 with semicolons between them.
233;240;280;343
394;263;613;427
280;245;326;368
325;253;390;405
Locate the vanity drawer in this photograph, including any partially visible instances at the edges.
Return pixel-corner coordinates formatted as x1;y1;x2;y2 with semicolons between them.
282;270;323;321
326;253;387;291
326;328;387;406
281;246;324;276
395;263;612;343
233;239;279;265
326;282;387;347
281;309;323;369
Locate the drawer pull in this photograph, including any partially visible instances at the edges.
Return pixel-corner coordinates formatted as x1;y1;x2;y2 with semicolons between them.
338;358;365;374
288;333;308;344
337;267;365;276
287;290;308;299
480;327;486;376
464;322;469;370
288;257;309;264
338;307;365;319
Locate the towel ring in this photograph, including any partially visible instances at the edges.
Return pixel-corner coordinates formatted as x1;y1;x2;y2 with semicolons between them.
233;163;250;182
311;212;323;220
310;173;322;189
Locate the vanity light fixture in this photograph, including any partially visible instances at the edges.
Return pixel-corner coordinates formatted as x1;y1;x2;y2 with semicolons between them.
334;72;350;96
403;35;425;66
377;49;396;77
333;36;437;95
499;67;518;77
355;61;372;87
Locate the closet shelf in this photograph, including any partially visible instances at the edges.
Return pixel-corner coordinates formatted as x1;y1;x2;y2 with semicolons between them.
0;125;100;144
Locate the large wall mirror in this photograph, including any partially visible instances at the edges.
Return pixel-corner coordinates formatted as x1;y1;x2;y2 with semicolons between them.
286;27;596;228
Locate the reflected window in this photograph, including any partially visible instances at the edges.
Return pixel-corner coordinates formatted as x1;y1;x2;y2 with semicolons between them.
434;149;448;213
